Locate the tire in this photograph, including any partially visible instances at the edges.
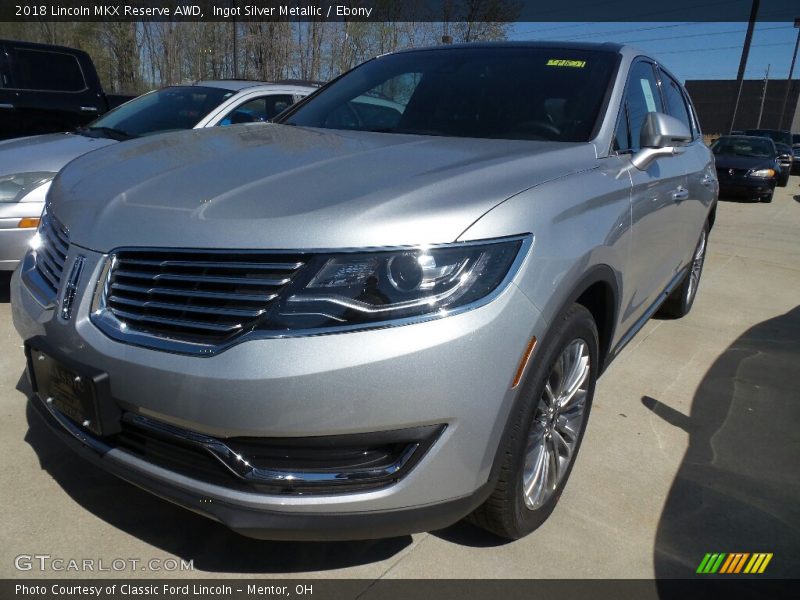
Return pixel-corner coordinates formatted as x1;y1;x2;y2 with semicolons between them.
657;223;708;318
468;304;599;539
778;175;788;188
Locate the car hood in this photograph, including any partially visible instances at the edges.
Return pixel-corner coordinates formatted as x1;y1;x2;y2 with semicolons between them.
713;154;775;171
0;133;118;176
50;124;598;251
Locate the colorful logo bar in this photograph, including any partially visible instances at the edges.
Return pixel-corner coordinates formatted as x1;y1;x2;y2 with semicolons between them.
696;553;773;574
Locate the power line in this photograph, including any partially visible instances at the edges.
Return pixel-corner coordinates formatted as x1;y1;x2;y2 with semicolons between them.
655;41;789;55
620;24;791;45
530;22;696;41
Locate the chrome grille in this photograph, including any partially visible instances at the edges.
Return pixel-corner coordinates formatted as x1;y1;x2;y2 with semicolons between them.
101;250;306;343
34;213;70;295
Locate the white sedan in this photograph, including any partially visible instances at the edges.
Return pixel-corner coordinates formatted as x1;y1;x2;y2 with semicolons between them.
0;80;317;270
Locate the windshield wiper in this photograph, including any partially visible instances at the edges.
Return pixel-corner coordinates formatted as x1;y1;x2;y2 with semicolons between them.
76;126;135;141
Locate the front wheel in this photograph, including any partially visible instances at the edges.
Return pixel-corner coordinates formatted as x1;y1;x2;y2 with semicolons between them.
657;223;708;318
468;304;598;539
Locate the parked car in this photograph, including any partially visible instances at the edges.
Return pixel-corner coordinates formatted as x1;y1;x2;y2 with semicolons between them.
0;80;316;271
791;134;800;174
12;42;716;541
742;129;794;186
0;39;135;141
711;135;780;202
773;142;793;186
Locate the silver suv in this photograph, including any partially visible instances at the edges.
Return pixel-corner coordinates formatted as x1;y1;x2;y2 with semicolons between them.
11;43;717;541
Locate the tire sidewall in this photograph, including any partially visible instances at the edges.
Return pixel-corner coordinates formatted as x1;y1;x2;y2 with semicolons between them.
507;305;599;535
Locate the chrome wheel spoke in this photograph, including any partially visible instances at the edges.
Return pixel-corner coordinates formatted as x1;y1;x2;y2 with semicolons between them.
687;231;706;302
551;428;572;462
521;337;591;511
543;381;557;409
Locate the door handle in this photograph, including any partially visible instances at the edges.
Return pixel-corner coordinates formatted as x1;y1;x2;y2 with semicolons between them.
0;103;14;109
80;106;99;112
672;187;689;202
701;174;714;187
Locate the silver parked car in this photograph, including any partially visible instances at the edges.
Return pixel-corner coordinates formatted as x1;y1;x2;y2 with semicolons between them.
12;43;716;540
0;80;316;270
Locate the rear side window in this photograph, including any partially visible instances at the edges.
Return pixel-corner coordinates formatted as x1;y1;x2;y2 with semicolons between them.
219;94;295;126
11;48;86;92
622;61;664;151
659;70;693;138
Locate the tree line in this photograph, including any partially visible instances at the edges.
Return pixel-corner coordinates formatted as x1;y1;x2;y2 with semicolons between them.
0;3;517;94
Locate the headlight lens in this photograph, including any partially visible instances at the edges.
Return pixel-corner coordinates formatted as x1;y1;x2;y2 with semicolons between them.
267;236;529;332
0;172;56;203
748;168;775;178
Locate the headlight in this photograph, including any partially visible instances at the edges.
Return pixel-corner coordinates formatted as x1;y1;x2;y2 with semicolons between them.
748;168;775;178
0;172;56;203
268;235;530;332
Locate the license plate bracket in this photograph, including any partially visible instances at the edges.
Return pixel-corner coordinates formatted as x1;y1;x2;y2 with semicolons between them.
25;338;120;436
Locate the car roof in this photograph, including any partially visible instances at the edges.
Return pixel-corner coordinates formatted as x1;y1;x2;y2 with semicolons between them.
717;135;776;145
193;80;317;93
387;40;628;55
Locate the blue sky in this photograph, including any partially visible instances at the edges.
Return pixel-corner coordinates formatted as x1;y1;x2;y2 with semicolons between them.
508;22;800;83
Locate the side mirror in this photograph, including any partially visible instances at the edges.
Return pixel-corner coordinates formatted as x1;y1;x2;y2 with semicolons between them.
631;112;692;170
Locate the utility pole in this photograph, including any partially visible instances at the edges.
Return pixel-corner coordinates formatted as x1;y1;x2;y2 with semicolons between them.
757;64;770;127
728;0;760;133
778;18;800;130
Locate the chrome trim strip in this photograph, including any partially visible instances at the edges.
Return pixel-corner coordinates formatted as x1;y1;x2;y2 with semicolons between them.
89;235;534;356
122;413;422;488
36;391;433;491
60;255;85;321
609;266;688;359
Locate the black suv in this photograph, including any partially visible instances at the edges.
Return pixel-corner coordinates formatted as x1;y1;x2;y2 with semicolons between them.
0;40;129;140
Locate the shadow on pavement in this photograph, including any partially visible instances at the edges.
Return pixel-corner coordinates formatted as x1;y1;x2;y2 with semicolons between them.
429;520;509;548
645;306;800;581
20;374;411;574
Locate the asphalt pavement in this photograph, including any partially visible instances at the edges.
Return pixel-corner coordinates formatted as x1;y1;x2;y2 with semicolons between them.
1;178;798;580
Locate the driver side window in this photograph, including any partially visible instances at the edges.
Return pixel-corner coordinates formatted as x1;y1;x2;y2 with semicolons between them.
613;61;664;153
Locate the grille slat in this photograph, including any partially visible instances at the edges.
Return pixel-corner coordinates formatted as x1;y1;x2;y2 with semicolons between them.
114;270;292;287
111;282;278;304
38;246;64;276
110;308;245;334
34;213;70;296
101;250;306;345
121;258;304;271
40;244;65;270
37;257;61;290
108;295;267;318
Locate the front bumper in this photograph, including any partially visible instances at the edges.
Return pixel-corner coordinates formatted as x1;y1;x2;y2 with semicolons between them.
12;247;545;539
717;179;775;198
0;221;35;270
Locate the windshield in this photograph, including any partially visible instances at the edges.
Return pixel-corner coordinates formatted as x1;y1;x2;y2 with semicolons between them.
280;47;617;142
712;137;776;158
86;86;235;138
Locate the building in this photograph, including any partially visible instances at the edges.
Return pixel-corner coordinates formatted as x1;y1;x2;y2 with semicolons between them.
685;79;800;135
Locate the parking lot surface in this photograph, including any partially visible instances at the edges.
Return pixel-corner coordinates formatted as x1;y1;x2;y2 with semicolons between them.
1;180;798;579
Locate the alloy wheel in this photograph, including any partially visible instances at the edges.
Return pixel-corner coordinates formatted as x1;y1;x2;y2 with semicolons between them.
686;228;707;305
521;339;590;510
